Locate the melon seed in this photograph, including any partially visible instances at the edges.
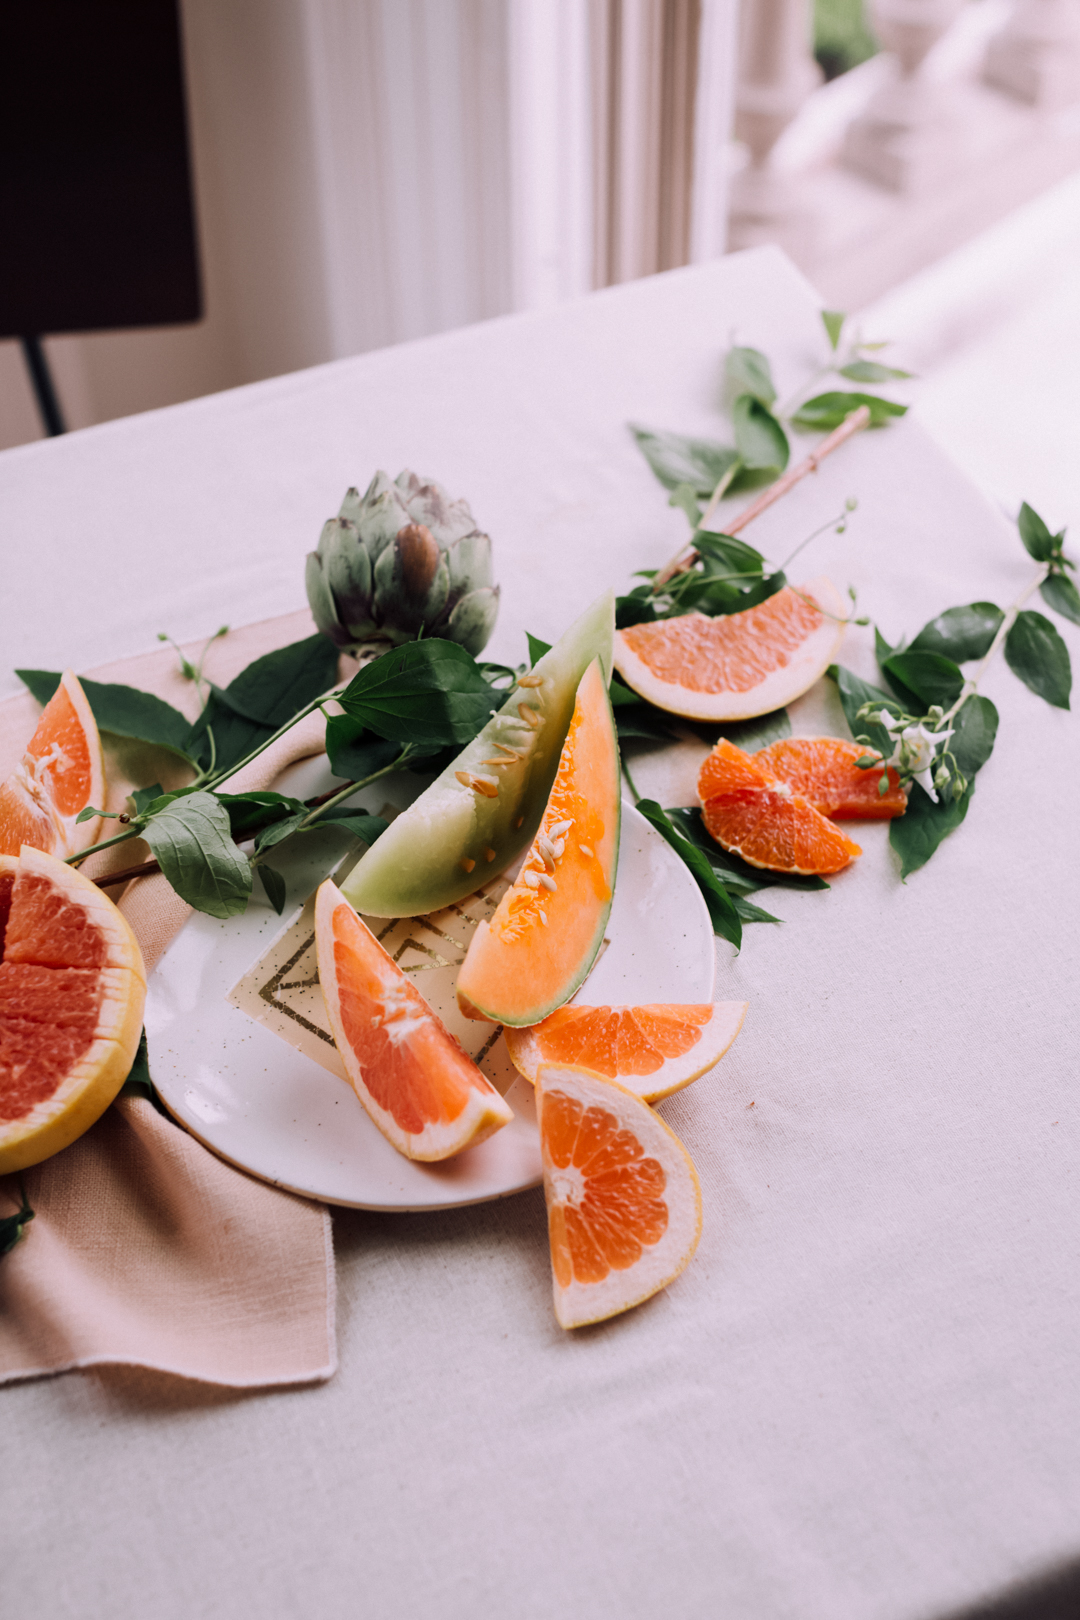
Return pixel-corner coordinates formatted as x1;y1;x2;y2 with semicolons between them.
517;674;543;687
518;705;541;728
539;873;557;892
461;857;476;872
484;847;496;862
578;843;594;859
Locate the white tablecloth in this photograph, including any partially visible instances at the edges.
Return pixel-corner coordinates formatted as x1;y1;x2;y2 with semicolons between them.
2;248;1078;1620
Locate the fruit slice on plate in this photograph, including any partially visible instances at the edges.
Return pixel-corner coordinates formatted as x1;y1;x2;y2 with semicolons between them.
727;735;906;819
456;657;620;1027
536;1064;702;1329
0;845;146;1174
505;1001;747;1103
613;576;847;720
698;737;862;875
341;591;614;918
315;877;513;1161
0;671;105;858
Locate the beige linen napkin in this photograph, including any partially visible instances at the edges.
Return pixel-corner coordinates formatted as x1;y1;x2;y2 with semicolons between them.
0;612;341;1387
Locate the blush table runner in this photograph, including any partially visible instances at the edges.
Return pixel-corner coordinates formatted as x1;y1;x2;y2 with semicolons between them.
0;611;338;1387
1;248;1077;1620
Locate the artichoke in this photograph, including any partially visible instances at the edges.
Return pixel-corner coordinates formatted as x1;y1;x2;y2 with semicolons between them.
305;470;500;656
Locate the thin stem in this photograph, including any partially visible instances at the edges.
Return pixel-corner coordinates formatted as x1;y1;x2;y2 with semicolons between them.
652;407;871;589
290;749;411;835
775;508;851;576
620;753;643;803
697;459;742;533
937;561;1049;729
66;826;141;865
202;694;327;793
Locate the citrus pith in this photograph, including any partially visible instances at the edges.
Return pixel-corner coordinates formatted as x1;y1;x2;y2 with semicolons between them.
0;845;146;1174
536;1063;702;1328
505;1000;747;1102
315;877;513;1161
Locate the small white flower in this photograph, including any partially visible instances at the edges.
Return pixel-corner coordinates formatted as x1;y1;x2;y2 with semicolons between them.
887;723;954;803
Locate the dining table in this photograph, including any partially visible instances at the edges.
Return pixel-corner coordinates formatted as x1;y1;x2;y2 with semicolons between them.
2;245;1078;1620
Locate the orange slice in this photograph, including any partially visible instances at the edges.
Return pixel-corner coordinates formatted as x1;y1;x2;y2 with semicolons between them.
536;1064;702;1328
698;737;861;875
731;736;905;819
0;845;146;1174
315;877;513;1161
505;1001;747;1102
613;577;847;720
0;672;105;858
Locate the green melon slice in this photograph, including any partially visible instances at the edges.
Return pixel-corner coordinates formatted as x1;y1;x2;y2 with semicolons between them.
341;592;614;918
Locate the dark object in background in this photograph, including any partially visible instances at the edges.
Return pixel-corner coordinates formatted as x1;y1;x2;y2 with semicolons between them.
0;0;202;433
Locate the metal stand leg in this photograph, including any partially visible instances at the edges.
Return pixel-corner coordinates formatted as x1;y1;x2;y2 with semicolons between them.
20;336;67;436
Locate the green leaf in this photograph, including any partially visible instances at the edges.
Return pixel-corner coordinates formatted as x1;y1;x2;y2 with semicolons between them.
874;625;895;664
338;639;499;746
791;392;907;432
883;650;965;709
216;790;306;839
615;594;659;629
838;360;912;383
1041;571;1080;627
253;812;306;855
693;531;767;575
184;634;339;773
119;1029;172;1118
129;783;165;817
908;602;1003;662
1004;610;1072;709
0;1186;34;1258
257;865;288;915
316;808;389;845
615;706;679;742
821;310;845;350
665;804;829;891
732;395;789;476
828;664;901;757
609;676;645;708
140;790;253;918
889;779;973;879
635;799;742;950
526;632;552;667
324;714;403;782
668;482;703;528
629;424;740;498
732;895;781;924
950;695;998;777
725;346;777;407
16;670;194;759
720;707;793;753
1017;502;1055;562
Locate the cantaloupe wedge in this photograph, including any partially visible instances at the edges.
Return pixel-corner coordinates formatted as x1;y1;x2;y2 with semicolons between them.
456;658;620;1027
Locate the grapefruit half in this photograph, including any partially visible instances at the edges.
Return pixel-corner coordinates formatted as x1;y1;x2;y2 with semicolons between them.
315;877;513;1161
505;1001;747;1103
613;577;847;720
536;1063;702;1328
0;845;146;1174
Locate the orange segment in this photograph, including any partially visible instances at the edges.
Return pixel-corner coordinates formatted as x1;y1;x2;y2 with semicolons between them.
536;1064;702;1328
754;736;906;819
504;1000;747;1102
702;788;861;875
613;576;847;720
0;672;105;858
0;846;146;1174
315;877;513;1161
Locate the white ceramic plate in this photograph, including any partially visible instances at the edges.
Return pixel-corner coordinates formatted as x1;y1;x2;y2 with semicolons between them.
145;798;715;1211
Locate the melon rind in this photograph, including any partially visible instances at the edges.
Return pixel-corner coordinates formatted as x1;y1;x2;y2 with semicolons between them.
612;576;847;721
504;1000;748;1103
535;1064;702;1330
341;591;614;918
0;845;146;1174
455;660;620;1027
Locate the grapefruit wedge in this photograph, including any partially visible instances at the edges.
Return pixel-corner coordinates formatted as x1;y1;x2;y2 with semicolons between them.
613;577;847;720
0;671;105;858
315;877;513;1161
698;737;862;875
505;1001;747;1103
536;1064;702;1329
0;845;146;1174
456;657;620;1028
